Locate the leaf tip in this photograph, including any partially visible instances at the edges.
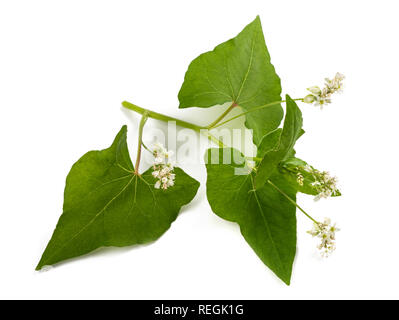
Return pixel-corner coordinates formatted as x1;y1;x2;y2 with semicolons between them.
35;262;54;272
285;93;293;102
35;260;44;271
114;125;128;143
177;101;187;109
252;15;262;28
275;266;292;286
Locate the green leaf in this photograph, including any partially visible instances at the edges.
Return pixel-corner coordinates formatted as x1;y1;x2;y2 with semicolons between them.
205;148;296;285
255;95;303;189
36;126;200;270
257;128;304;160
178;16;283;145
256;128;282;158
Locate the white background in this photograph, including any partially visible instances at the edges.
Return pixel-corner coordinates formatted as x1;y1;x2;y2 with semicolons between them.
1;0;398;299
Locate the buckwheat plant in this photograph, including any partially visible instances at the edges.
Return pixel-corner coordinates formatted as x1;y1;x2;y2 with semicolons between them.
37;16;345;285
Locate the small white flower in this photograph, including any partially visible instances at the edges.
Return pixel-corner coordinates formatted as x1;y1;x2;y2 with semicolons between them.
152;170;160;178
151;142;176;190
164;150;174;158
153;142;166;154
307;218;340;257
154;156;164;165
325;72;345;93
314;95;332;108
335;72;345;81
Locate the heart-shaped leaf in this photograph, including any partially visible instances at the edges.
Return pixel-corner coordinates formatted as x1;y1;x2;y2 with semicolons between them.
205;148;297;285
178;16;283;145
36;126;200;270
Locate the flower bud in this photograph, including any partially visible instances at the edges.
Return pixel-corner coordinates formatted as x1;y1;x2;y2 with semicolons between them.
307;86;321;95
303;94;316;104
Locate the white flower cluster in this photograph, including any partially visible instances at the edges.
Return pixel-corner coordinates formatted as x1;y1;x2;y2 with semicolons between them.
307;218;340;257
151;142;175;190
305;165;338;201
303;72;345;108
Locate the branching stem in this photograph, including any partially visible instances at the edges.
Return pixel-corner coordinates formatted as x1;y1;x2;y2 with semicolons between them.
122;101;226;147
211;98;303;128
123;101;204;132
206;102;237;128
122;98;302;162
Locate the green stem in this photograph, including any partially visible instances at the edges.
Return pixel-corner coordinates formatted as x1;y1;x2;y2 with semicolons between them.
267;179;319;224
123;101;227;148
122;99;302;157
123;101;204;132
247;156;262;162
207;102;237;128
135;112;149;175
141;141;151;153
212;98;303;128
206;132;227;148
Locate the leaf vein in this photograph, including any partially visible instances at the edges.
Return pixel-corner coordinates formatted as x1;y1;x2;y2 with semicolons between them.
250;175;286;275
43;175;135;265
235;27;257;103
202;55;232;100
